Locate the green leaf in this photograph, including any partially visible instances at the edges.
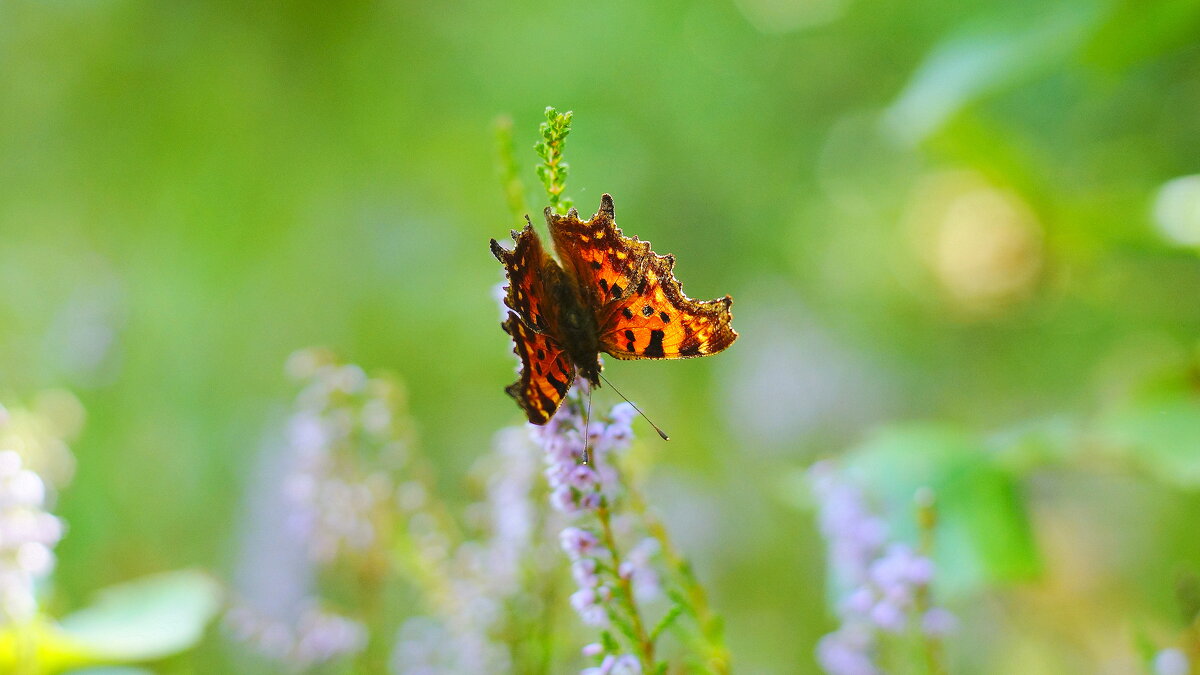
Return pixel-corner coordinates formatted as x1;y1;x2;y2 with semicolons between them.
56;570;223;663
600;630;621;654
1081;0;1200;72
649;603;684;643
842;424;1041;598
0;571;221;673
1100;391;1200;488
883;5;1101;144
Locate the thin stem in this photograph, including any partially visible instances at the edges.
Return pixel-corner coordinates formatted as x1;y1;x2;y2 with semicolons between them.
915;488;947;675
630;494;731;675
596;501;656;670
494;115;530;229
583;386;593;465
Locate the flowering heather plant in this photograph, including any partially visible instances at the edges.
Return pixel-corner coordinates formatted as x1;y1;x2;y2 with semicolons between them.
809;460;954;675
529;385;729;674
224;601;367;668
280;347;415;567
389;424;552;674
485;111;730;672
239;349;571;673
228;348;418;670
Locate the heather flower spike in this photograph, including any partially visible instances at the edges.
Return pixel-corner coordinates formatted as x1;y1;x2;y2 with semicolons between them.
229;349;422;670
525;384;728;674
809;461;953;675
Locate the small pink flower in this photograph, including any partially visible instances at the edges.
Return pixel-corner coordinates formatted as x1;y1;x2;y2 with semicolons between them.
921;608;958;636
572;558;600;588
570;588;608;626
869;600;905;633
560;527;601;559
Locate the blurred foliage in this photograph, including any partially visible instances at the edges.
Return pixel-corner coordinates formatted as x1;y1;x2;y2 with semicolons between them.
0;570;220;674
842;424;1040;599
1;0;1200;671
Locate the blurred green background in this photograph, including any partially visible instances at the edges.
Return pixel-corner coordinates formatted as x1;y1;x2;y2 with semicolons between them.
3;0;1200;672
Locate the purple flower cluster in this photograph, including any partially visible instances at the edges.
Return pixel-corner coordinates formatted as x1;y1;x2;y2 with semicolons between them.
561;526;611;626
229;350;417;668
535;396;637;624
809;461;955;675
281;349;410;565
581;652;642;675
531;386;635;517
389;425;550;674
529;392;664;672
225;601;366;668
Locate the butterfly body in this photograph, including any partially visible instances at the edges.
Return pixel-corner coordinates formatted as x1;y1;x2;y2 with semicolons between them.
491;194;737;425
544;258;603;386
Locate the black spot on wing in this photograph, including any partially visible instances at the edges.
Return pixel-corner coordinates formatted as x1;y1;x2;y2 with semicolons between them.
535;392;555;420
680;343;701;357
642;305;654;317
611;283;623;297
622;307;634;320
546;372;569;397
645;329;665;358
624;329;635;343
659;312;670;323
591;260;602;270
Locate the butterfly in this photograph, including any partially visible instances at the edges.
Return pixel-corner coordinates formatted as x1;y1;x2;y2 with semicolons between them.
490;194;738;425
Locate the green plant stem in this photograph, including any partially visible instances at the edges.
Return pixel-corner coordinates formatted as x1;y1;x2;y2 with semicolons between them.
543;144;567;206
596;501;656;670
494;115;529;229
354;546;392;673
915;490;947;675
630;494;731;675
535;107;573;213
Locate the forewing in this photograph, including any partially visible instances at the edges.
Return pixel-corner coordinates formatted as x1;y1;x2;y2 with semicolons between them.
490;222;558;333
502;312;576;424
548;194;738;360
491;224;575;423
546;194;652;313
597;252;737;360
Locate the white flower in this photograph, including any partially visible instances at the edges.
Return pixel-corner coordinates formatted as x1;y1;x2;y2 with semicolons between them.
1154;648;1190;675
0;449;64;625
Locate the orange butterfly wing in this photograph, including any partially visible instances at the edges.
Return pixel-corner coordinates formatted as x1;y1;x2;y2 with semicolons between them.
500;312;575;424
491;225;577;424
547;194;738;360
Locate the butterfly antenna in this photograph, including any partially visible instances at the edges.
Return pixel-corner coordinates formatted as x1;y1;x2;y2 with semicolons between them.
598;373;670;441
582;386;593;466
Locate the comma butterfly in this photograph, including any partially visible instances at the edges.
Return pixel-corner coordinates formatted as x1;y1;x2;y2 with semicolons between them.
490;194;738;425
